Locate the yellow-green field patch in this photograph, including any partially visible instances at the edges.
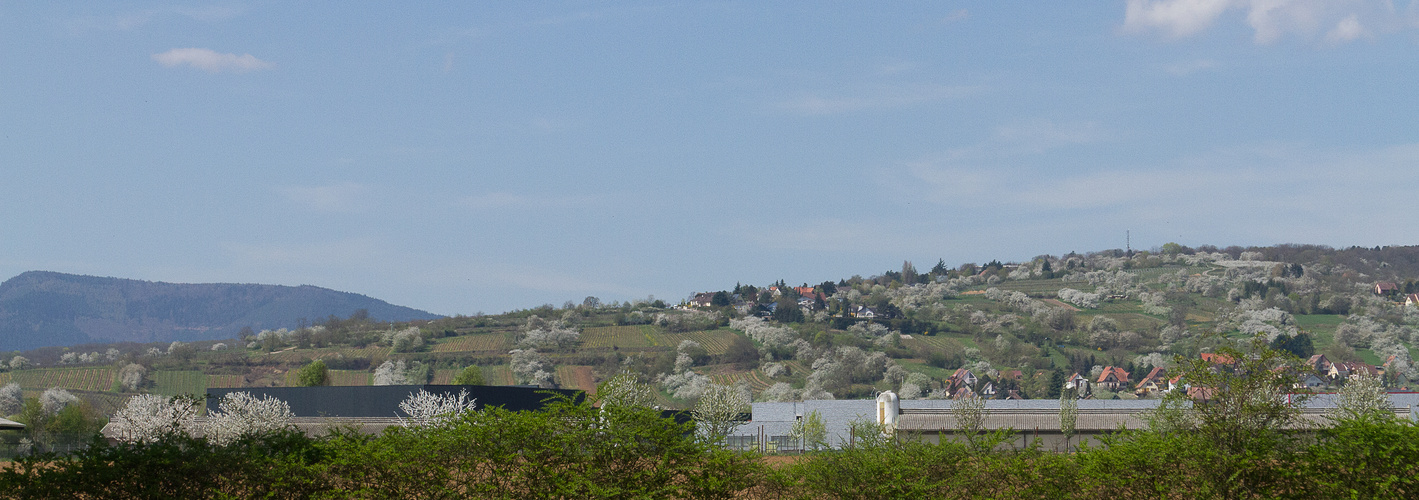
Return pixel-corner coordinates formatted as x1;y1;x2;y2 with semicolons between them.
482;365;514;386
432;334;508;353
328;370;370;386
153;370;207;396
580;325;656;349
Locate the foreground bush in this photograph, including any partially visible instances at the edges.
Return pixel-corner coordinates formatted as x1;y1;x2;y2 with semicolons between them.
4;399;1418;499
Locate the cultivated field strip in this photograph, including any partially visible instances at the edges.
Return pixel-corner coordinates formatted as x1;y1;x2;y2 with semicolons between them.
482;365;514;386
580;325;656;349
905;335;963;352
328;370;371;386
555;365;596;393
431;334;508;353
206;375;248;389
653;329;737;355
432;369;458;385
152;370;207;396
3;367;118;392
708;370;771;391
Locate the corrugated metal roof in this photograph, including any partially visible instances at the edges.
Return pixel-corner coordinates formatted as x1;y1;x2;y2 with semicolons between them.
0;416;24;430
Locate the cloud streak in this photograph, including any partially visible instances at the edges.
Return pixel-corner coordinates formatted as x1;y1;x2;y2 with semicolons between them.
152;48;273;73
1122;0;1410;44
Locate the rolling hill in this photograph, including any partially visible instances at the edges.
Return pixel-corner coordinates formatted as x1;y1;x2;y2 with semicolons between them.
0;271;441;351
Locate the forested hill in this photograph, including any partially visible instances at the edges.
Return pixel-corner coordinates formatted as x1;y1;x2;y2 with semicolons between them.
0;271;441;351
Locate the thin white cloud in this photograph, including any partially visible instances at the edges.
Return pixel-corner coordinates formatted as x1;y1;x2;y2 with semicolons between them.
1124;0;1408;44
152;48;273;73
777;84;982;116
277;183;370;213
1327;14;1369;42
1123;0;1234;38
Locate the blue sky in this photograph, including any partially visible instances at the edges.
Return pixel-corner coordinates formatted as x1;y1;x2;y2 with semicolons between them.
4;1;1419;316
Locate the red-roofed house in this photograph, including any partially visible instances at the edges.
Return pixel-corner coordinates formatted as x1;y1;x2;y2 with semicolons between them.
1135;367;1167;396
1376;282;1399;295
1096;366;1131;391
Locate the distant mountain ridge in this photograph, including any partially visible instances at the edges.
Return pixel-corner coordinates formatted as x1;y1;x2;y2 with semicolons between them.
0;271;441;351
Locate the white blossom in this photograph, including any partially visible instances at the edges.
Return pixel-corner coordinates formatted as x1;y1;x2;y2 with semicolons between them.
119;363;147;392
108;394;200;443
374;360;413;386
40;387;78;415
398;389;476;427
206;391;294;444
0;382;22;415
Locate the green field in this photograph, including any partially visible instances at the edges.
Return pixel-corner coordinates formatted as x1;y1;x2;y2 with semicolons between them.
152;370;207;396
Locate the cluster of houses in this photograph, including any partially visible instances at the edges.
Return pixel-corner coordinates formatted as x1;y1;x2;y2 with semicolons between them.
1373;281;1419;306
1061;352;1400;400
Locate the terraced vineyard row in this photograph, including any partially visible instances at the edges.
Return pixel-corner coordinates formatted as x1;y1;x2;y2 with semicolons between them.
481;365;514;386
207;375;248;388
432;334;508;353
328;370;370;386
555;365;595;393
432;369;458;384
2;367;118;392
654;330;738;355
580;325;656;349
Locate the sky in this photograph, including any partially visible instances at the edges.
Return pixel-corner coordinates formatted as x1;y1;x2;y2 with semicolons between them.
3;1;1419;316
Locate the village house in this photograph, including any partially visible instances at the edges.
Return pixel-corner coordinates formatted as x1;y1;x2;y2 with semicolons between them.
1375;282;1399;295
1096;366;1130;392
1134;367;1167;396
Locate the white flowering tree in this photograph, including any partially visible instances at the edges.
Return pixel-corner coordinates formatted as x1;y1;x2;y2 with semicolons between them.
206;391;294;445
0;382;22;416
374;360;413;385
951;393;987;449
118;363;147;392
509;349;556;387
40;388;78;415
397;388;476;428
108;394;201;443
1330;375;1392;422
597;373;656;410
692;383;750;445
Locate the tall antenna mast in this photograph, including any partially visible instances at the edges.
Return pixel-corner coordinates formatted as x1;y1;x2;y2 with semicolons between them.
1126;230;1131;256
